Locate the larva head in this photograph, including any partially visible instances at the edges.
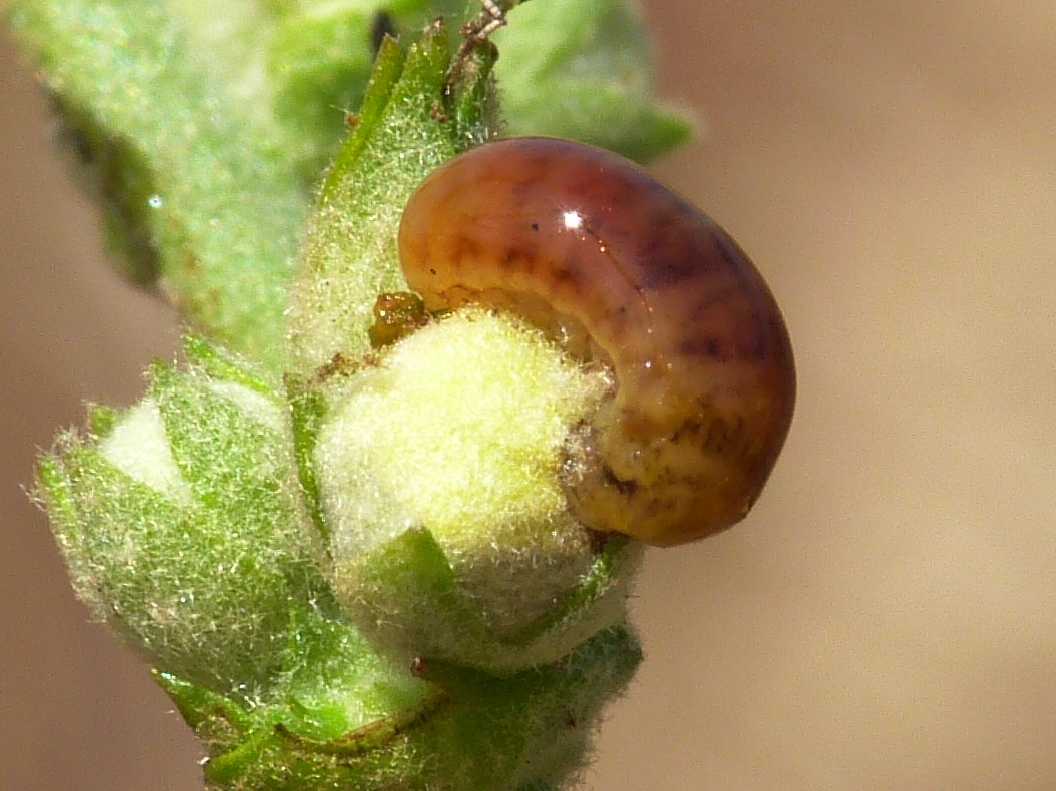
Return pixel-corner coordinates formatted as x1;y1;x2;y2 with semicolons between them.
398;138;795;546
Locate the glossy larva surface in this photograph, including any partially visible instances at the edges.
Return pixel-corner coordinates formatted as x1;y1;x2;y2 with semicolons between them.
398;138;795;546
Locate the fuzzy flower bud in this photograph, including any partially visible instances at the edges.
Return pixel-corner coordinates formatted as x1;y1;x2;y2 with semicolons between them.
37;341;326;697
316;309;642;672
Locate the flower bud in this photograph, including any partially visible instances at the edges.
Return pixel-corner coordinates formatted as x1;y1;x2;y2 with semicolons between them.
38;340;326;696
316;310;642;673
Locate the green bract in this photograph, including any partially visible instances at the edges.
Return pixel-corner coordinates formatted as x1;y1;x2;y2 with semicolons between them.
285;25;491;378
38;341;325;697
14;0;692;786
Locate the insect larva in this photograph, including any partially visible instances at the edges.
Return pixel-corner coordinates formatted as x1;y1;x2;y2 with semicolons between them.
398;138;795;546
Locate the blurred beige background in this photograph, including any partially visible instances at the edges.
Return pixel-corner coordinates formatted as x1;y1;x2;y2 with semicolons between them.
2;1;1054;788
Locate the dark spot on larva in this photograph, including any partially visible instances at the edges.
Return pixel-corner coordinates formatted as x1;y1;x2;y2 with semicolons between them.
602;464;639;497
504;245;536;268
744;329;768;360
713;232;749;273
679;337;726;360
703;417;729;454
670;418;704;444
703;416;749;457
550;264;583;290
640;258;700;289
452;234;482;265
429;268;437;275
688;283;740;321
729;316;769;360
641;496;665;519
531;222;540;232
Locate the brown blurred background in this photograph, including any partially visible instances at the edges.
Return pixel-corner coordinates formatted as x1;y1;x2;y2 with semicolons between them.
3;1;1055;788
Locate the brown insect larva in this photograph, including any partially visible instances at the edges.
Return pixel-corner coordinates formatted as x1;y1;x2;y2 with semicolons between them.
397;138;795;546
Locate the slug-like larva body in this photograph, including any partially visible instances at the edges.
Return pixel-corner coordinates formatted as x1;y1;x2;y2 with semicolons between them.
398;138;795;546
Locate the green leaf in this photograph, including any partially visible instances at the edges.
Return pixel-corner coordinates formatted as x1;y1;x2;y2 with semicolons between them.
37;356;330;696
494;0;692;162
9;0;308;369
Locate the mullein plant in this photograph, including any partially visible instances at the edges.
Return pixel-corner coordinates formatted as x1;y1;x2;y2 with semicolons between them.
12;1;692;788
